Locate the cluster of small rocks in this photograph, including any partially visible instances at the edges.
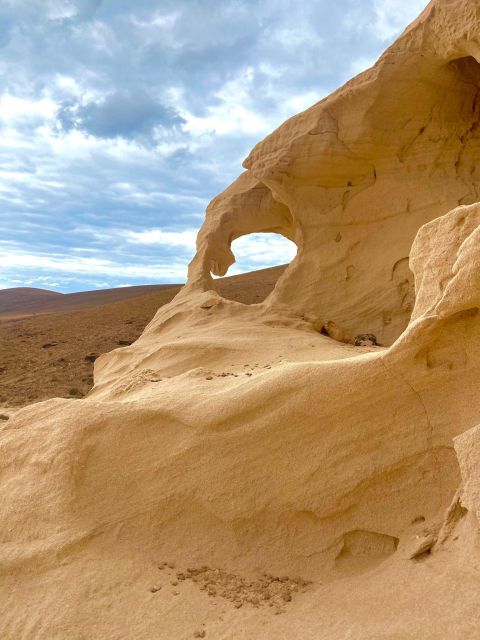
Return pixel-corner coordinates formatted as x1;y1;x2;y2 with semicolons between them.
174;566;310;613
205;372;238;380
112;368;163;394
205;364;273;381
354;333;378;347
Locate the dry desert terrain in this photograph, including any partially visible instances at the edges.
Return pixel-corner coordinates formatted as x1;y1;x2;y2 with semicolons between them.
0;266;283;409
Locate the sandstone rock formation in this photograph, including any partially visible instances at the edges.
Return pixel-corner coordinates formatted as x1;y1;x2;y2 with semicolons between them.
190;0;480;346
3;1;480;638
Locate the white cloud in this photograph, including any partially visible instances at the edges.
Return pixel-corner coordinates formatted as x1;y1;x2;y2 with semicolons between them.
0;249;189;280
227;233;297;275
270;24;322;51
373;0;428;41
349;56;377;77
45;0;78;20
123;228;198;248
283;91;321;115
130;11;179;31
0;94;57;125
181;68;270;137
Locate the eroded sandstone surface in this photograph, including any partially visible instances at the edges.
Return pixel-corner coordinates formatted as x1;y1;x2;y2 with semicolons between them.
2;1;480;638
191;0;480;346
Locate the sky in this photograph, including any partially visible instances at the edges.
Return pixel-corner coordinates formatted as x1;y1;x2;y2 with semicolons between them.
0;0;428;292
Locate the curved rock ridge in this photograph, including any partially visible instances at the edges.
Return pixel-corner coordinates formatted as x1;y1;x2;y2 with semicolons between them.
3;2;480;639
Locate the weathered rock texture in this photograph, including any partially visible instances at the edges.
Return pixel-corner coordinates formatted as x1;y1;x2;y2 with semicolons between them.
2;1;480;638
190;0;480;346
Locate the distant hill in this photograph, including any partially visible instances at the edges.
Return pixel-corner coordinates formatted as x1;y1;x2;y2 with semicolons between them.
0;287;63;316
0;265;285;407
0;266;285;320
0;283;180;320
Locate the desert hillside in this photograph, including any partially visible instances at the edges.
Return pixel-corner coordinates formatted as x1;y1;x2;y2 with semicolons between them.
0;287;63;317
0;266;284;408
0;283;177;320
3;2;480;639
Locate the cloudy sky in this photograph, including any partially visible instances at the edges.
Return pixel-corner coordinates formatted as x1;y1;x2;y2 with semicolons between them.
0;0;427;292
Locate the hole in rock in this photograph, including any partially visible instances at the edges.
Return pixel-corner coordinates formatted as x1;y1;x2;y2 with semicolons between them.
449;55;480;81
447;55;480;188
412;547;432;562
215;233;298;304
335;530;399;574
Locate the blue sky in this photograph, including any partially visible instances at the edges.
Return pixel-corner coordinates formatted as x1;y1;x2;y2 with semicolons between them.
0;0;427;292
